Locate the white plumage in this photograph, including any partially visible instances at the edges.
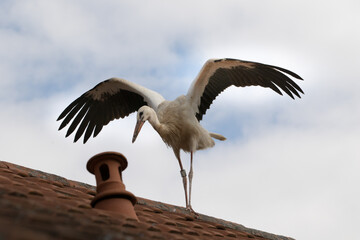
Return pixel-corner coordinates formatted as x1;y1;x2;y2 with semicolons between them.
58;58;303;213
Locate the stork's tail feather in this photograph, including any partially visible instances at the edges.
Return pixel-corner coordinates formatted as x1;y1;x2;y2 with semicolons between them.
210;133;226;141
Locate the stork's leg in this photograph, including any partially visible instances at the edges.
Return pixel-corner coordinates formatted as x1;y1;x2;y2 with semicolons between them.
188;152;194;209
180;168;189;208
175;151;189;208
187;152;198;216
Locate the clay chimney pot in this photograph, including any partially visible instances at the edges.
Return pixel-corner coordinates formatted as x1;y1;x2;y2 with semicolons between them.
87;151;138;221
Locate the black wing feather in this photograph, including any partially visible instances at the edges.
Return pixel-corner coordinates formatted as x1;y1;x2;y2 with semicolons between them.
66;101;91;137
58;97;87;130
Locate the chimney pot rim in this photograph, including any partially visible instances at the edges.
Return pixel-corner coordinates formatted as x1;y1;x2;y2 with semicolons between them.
87;151;128;174
91;190;137;207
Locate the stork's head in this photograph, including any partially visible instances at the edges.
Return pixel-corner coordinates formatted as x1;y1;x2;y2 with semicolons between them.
132;106;153;143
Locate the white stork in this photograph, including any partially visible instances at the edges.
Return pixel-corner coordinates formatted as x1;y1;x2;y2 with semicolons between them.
57;58;303;213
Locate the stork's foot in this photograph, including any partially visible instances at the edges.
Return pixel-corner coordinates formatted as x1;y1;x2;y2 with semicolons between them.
185;205;199;217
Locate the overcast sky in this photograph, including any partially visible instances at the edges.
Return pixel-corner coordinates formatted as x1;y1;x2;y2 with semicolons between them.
1;1;359;239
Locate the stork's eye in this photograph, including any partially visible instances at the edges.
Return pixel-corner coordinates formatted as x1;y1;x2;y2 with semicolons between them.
139;112;143;118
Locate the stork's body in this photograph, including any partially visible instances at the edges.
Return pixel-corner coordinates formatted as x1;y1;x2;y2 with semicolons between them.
57;58;304;213
156;96;218;154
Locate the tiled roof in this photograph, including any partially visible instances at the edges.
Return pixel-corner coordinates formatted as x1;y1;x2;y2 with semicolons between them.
0;161;294;240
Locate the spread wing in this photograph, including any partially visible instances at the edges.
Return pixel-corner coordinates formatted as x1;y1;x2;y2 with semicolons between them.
186;58;304;121
57;78;165;143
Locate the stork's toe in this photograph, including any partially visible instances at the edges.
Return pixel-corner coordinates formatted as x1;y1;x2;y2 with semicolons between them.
186;205;199;217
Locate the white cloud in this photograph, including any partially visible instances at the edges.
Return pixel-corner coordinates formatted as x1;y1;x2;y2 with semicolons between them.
1;1;359;240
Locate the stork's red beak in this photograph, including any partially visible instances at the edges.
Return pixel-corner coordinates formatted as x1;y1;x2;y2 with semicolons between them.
132;119;145;143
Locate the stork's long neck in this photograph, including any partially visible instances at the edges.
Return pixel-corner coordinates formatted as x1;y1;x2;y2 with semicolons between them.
148;110;162;132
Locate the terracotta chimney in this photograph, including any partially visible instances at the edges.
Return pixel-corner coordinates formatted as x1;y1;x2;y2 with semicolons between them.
87;151;138;221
